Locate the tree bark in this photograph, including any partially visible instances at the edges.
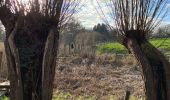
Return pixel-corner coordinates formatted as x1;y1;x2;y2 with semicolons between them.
1;2;61;100
4;24;59;100
42;28;59;100
141;41;170;100
124;37;170;100
4;21;23;100
125;38;156;100
8;23;23;100
4;40;19;100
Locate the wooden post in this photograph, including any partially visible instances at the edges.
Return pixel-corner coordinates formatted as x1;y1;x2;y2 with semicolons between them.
125;90;131;100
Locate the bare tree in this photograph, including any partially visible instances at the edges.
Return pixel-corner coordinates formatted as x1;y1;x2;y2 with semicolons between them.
156;24;170;37
0;0;81;100
97;0;170;100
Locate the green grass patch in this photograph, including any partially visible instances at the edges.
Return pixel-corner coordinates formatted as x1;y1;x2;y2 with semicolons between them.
52;90;145;100
96;38;170;54
0;96;9;100
53;90;97;100
96;42;128;54
150;38;170;51
0;93;145;100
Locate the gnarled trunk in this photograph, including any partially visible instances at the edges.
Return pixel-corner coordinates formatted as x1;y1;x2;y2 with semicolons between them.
42;29;59;100
123;32;170;100
141;41;170;100
4;22;59;100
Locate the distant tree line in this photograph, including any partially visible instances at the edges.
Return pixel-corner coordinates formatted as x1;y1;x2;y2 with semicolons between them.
93;23;117;42
60;20;118;46
59;21;119;56
152;24;170;38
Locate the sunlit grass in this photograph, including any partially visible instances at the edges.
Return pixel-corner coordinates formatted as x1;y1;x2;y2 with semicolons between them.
0;96;8;100
150;38;170;51
52;90;145;100
0;91;145;100
96;38;170;54
96;42;128;54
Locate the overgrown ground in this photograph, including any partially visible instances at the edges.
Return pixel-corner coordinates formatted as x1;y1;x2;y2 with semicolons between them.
97;38;170;54
53;55;145;100
0;49;145;100
1;38;170;100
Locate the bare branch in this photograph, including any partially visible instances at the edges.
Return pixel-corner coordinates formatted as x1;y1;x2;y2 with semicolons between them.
0;0;82;32
97;0;169;37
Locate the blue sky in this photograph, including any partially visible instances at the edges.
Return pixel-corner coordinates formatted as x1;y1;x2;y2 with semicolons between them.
75;0;170;29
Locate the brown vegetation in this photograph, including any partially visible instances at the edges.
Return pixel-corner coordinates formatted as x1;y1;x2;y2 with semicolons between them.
54;55;144;99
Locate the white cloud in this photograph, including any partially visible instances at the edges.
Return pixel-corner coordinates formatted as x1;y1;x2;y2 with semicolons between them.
75;0;170;30
167;3;170;9
74;0;110;29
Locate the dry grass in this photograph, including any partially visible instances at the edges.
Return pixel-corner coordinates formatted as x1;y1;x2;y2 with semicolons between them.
0;42;145;99
0;42;8;82
54;55;144;100
0;42;4;49
0;49;8;81
121;55;138;67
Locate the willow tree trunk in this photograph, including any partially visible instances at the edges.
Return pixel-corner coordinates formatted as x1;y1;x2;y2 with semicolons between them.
123;34;170;100
4;21;59;100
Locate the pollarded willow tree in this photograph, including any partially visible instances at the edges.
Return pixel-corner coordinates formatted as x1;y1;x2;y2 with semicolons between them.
97;0;170;100
0;0;81;100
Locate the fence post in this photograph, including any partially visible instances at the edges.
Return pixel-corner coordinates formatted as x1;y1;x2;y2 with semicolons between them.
124;90;131;100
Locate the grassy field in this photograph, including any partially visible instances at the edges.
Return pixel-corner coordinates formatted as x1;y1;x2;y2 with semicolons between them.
52;91;144;100
150;38;170;51
96;38;170;54
96;42;128;54
0;93;145;100
0;96;8;100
